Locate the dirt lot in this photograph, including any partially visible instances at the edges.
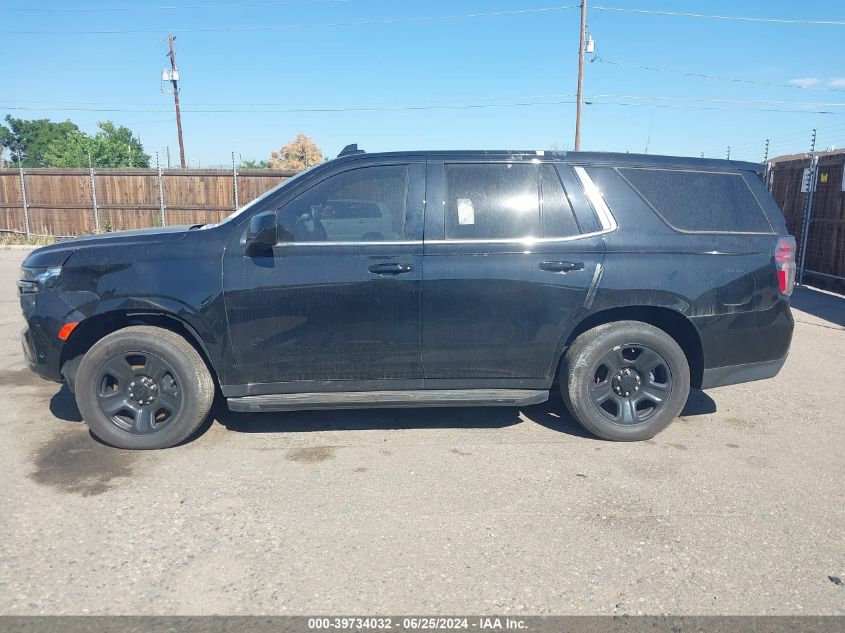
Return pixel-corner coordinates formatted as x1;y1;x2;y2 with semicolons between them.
0;248;843;615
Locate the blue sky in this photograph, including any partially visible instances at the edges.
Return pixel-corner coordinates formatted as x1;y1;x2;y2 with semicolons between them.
3;0;845;165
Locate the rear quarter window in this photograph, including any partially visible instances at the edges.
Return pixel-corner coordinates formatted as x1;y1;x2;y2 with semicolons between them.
540;164;581;238
617;168;773;233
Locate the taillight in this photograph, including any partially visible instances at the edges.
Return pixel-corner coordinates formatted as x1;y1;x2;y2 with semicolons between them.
775;236;796;296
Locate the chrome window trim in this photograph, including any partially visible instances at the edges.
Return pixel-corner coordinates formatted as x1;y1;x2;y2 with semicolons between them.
273;166;618;247
274;240;423;247
423;232;611;245
572;166;618;232
274;233;612;247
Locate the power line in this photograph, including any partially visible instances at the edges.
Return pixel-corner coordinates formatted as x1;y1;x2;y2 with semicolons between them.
2;0;350;11
0;5;579;35
6;93;845;110
590;94;845;107
0;93;575;108
591;6;845;26
586;102;845;115
594;57;845;94
0;100;579;114
4;99;844;116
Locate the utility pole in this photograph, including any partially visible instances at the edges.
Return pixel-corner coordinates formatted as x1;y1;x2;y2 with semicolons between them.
167;35;187;169
574;0;587;150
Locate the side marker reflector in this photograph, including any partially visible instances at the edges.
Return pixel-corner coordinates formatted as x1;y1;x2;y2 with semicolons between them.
58;322;79;341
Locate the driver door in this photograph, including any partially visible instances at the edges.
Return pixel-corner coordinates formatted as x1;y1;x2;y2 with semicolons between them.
222;160;425;393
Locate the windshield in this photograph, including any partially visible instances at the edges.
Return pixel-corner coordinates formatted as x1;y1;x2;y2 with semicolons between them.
204;166;315;228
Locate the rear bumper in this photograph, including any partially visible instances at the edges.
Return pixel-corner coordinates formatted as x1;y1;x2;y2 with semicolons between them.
692;299;793;389
700;355;787;390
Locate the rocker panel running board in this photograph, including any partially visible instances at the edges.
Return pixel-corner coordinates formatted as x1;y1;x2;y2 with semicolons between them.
227;389;548;412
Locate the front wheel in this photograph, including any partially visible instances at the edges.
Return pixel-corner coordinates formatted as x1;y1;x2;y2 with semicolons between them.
561;321;690;441
74;326;215;449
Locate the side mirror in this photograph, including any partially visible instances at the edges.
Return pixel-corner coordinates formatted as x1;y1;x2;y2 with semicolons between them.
244;211;278;256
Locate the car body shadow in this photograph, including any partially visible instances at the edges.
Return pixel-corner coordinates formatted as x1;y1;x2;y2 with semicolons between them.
49;383;718;443
214;402;524;434
790;286;845;328
681;389;717;416
49;383;83;423
213;389;716;440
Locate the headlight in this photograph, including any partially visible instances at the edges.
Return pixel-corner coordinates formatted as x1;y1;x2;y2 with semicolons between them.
18;267;62;294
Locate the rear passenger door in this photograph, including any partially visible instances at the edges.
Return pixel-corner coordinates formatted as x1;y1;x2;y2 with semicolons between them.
421;160;609;385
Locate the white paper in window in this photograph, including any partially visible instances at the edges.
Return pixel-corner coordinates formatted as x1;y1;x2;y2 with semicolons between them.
457;198;475;225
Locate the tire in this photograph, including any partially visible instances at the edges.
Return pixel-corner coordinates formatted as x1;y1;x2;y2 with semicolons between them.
74;326;215;449
560;321;690;441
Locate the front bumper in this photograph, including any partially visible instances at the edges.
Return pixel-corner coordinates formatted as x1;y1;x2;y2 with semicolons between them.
20;288;85;383
21;324;63;383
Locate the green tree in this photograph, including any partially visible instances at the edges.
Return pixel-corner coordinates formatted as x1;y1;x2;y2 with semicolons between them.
43;121;150;168
92;121;150;168
0;115;81;167
239;158;270;169
40;129;91;168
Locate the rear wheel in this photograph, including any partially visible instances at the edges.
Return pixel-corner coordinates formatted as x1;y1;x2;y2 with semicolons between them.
74;326;214;449
561;321;690;441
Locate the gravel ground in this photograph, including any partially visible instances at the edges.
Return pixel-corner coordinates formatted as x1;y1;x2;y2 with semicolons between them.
0;248;843;615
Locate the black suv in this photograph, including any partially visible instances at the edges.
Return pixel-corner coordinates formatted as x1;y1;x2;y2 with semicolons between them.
19;149;795;449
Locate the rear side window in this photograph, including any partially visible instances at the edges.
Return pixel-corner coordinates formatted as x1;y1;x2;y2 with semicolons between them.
444;163;538;240
540;164;580;238
618;168;773;233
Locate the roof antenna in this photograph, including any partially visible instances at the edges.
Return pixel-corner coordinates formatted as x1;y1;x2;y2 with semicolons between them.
338;143;366;157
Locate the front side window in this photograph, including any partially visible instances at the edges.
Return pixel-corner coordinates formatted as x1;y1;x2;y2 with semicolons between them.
278;165;409;242
618;168;773;233
445;163;539;240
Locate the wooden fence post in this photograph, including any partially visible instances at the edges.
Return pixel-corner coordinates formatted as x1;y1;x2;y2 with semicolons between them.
18;165;30;238
89;165;100;233
157;155;167;227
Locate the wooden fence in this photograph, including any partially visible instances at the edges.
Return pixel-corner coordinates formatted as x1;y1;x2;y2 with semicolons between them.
769;152;845;285
0;167;298;236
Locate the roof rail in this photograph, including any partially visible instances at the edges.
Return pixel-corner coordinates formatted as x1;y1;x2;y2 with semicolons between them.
338;143;366;157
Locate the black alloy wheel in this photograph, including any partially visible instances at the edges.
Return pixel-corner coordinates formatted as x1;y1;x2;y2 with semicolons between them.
95;351;184;435
588;344;673;425
561;320;690;441
75;326;214;449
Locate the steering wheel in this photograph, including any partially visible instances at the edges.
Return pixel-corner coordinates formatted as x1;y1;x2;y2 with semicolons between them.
294;210;327;241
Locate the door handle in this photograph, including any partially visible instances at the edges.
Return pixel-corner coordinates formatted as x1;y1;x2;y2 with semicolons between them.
539;261;584;273
368;262;414;276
